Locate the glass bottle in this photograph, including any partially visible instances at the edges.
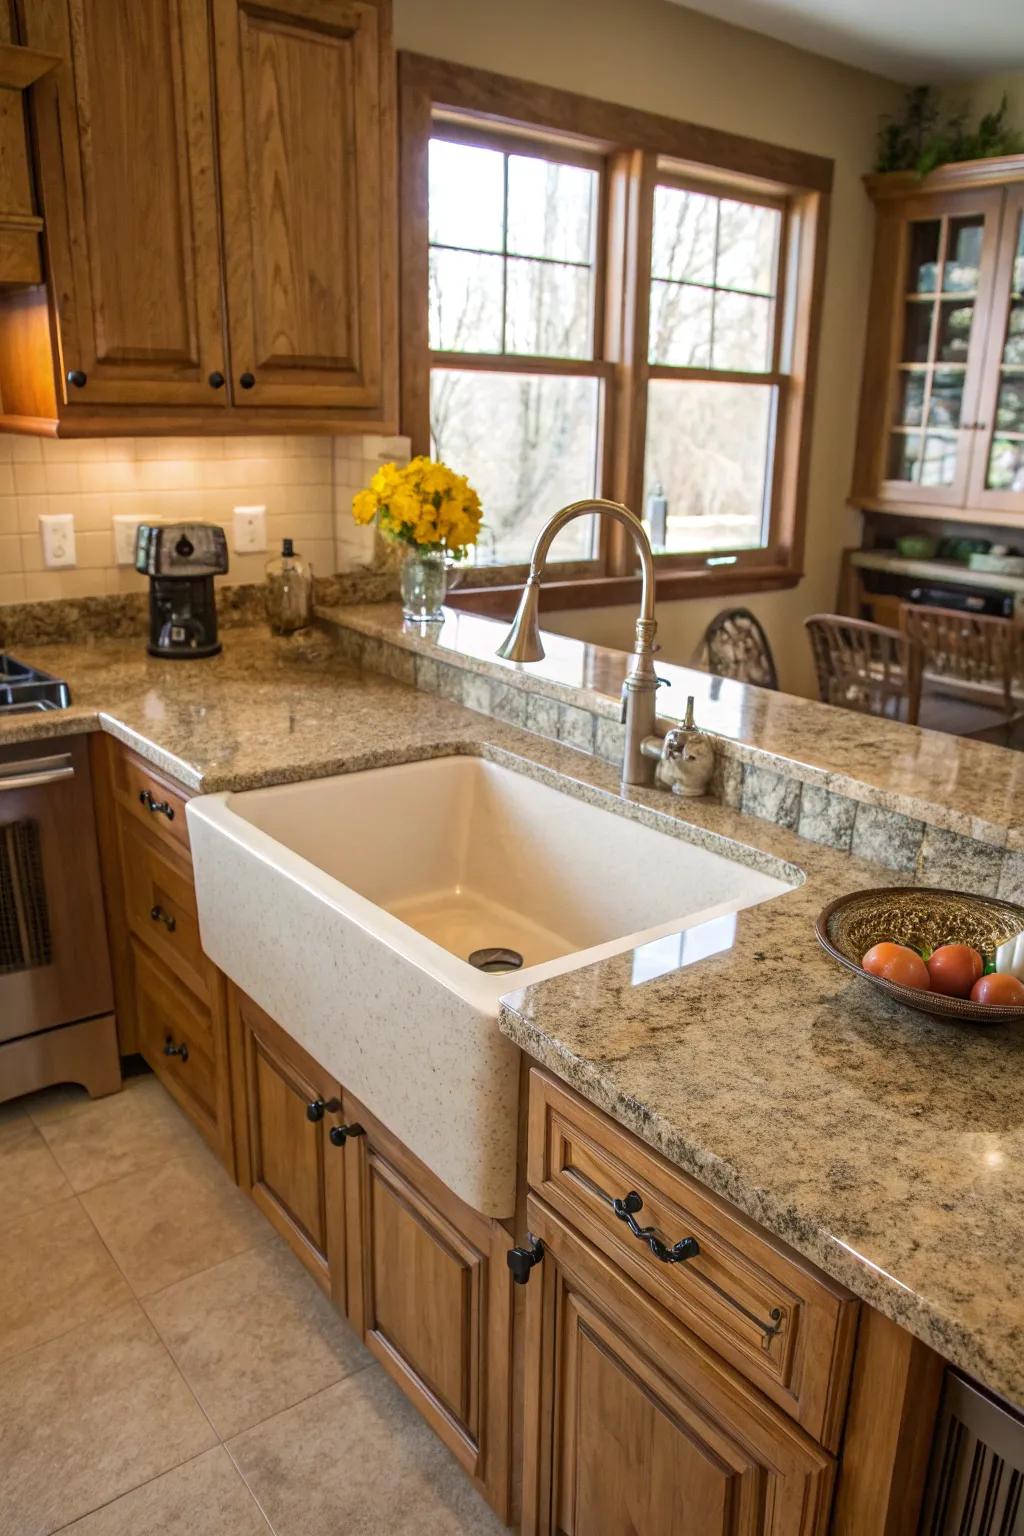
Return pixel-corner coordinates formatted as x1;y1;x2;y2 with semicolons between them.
265;538;313;634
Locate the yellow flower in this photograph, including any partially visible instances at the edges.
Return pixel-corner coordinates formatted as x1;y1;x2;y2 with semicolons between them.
351;456;484;553
352;489;378;525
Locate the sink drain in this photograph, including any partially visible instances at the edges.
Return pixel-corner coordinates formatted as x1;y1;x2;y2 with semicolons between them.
468;946;525;974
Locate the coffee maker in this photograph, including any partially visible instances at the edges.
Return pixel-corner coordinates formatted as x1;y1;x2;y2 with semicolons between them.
135;523;229;659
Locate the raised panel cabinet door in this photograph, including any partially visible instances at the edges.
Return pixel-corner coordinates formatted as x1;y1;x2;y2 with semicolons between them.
521;1199;834;1536
343;1092;513;1521
211;0;396;410
228;987;347;1308
20;0;228;407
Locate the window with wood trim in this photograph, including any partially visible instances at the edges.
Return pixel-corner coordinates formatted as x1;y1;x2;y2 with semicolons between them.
399;55;832;607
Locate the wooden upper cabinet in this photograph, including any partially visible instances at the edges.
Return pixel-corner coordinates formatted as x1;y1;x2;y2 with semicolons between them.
211;0;394;412
852;159;1024;522
21;0;228;408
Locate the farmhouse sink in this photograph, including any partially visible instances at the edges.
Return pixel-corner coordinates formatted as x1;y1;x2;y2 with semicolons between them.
187;754;793;1217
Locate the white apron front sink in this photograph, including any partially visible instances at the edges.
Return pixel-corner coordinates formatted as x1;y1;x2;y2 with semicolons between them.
187;754;793;1216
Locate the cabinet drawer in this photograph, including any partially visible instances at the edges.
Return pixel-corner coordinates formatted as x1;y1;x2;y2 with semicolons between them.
133;939;232;1170
527;1070;858;1450
120;815;212;1004
116;748;191;857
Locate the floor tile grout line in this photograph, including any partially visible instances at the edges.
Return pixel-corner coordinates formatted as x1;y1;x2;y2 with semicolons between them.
0;1185;77;1242
44;1447;275;1536
216;1354;379;1446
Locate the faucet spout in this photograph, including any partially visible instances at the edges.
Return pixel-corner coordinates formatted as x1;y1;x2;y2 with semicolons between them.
495;499;660;786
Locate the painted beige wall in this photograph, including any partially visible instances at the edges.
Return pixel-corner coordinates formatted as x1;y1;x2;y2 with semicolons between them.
394;0;904;695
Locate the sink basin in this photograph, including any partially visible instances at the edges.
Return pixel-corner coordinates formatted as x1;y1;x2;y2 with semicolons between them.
188;754;793;1216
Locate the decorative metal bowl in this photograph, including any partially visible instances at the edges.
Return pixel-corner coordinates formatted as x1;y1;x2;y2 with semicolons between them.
815;887;1024;1022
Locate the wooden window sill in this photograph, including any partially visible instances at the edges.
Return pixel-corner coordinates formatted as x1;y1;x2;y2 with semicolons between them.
447;564;802;617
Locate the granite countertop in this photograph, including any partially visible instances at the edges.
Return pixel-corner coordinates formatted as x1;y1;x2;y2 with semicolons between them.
327;602;1024;849
5;621;1024;1409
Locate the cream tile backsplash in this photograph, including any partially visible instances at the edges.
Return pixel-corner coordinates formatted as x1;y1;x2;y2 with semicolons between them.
0;433;410;605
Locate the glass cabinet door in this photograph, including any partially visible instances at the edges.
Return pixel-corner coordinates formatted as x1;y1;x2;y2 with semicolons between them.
882;190;1002;506
968;186;1024;514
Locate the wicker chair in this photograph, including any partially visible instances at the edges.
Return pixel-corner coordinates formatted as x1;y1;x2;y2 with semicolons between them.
804;614;923;725
691;608;779;690
900;604;1022;720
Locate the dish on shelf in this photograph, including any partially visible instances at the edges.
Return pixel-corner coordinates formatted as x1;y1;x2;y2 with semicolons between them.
815;887;1024;1022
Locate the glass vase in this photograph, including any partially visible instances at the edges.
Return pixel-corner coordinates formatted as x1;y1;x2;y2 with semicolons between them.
400;547;448;621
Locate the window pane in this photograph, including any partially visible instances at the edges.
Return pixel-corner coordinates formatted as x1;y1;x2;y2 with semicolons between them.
649;280;711;366
505;257;593;358
643;379;774;553
919;432;958;487
428;139;504;252
712;290;773;371
715;199;780;295
651;186;716;283
430;369;600;565
506;156;596;264
429;249;504;352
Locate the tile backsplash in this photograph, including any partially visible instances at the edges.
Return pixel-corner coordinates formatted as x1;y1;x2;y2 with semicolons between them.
0;432;410;605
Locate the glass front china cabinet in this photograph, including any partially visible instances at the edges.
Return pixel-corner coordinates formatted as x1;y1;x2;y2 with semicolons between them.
851;163;1024;521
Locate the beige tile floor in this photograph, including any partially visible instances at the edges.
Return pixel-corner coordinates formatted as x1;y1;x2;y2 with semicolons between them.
0;1075;506;1536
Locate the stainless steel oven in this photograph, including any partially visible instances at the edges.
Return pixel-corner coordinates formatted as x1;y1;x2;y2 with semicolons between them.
0;735;113;1047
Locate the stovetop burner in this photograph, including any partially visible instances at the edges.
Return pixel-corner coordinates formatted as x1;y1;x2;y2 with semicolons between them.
0;654;71;714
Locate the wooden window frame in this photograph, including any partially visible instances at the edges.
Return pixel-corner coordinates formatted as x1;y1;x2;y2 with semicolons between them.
399;52;833;615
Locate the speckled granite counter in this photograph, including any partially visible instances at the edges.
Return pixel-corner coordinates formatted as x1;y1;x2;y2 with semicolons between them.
4;621;1024;1409
322;602;1024;851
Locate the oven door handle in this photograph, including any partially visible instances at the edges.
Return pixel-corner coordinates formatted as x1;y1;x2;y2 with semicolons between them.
0;755;75;790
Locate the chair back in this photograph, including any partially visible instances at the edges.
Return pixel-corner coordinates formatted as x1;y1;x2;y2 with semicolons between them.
691;608;779;690
900;604;1019;717
804;614;922;725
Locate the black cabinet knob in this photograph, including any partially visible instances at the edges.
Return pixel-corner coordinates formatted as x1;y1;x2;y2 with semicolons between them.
67;369;87;388
329;1123;365;1147
239;371;256;390
507;1237;545;1285
208;370;225;389
306;1096;341;1123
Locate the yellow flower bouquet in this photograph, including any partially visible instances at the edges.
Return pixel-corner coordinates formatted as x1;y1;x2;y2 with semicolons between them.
352;456;483;620
352;456;482;559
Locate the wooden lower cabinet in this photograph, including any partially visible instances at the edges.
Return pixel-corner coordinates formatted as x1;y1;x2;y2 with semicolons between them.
521;1196;835;1536
343;1090;513;1521
228;987;349;1309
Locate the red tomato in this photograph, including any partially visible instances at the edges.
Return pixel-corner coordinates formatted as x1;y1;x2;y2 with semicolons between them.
927;944;984;998
970;973;1024;1006
861;942;930;990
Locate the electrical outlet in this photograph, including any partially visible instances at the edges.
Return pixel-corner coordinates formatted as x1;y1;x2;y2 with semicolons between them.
233;504;267;553
39;512;76;569
112;514;145;567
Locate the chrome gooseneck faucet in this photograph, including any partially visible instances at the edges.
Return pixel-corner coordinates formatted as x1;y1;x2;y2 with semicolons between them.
496;499;662;786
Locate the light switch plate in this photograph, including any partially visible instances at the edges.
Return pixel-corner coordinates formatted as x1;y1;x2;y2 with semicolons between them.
233;504;267;553
112;514;144;567
39;512;76;569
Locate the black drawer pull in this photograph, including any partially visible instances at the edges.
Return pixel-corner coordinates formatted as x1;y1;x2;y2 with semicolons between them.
612;1191;699;1265
328;1123;365;1147
139;789;175;821
306;1096;341;1123
150;904;176;933
163;1035;189;1062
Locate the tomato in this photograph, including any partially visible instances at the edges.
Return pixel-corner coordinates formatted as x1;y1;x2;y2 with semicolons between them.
926;943;984;998
970;973;1024;1006
861;942;930;990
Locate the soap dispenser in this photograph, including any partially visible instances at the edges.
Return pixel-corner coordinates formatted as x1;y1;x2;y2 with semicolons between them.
265;538;313;634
